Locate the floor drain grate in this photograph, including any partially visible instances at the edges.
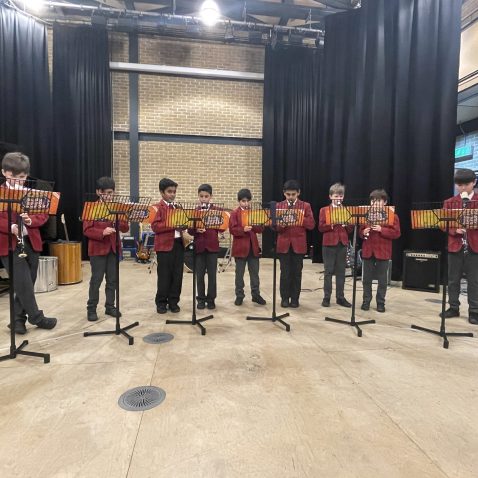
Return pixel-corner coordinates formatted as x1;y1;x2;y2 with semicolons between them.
143;332;174;344
118;386;166;411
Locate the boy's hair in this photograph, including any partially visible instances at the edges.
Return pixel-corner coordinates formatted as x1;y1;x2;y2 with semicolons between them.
329;183;345;196
1;152;30;175
159;177;178;192
237;188;252;201
283;179;300;192
96;176;115;191
369;189;388;202
198;183;213;195
454;168;476;185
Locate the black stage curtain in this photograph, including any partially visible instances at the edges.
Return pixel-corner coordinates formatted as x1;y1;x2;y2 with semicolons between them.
318;0;461;278
0;6;52;179
262;46;322;257
53;24;112;243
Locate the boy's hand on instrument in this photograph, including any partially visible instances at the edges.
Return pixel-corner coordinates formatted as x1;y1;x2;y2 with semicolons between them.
244;226;252;232
103;227;116;236
20;213;32;226
11;224;19;236
372;225;382;232
456;228;466;235
363;227;371;236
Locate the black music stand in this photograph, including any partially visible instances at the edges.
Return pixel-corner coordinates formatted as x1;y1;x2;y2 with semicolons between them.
165;203;226;336
410;203;474;349
323;204;392;337
82;194;151;345
0;179;56;364
245;202;298;332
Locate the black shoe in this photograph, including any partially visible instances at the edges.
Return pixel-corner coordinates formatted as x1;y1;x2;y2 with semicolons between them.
439;308;460;319
337;298;352;308
87;310;99;322
322;298;330;307
7;319;27;335
469;314;478;325
376;304;386;313
197;301;206;310
289;300;299;308
206;301;216;310
234;297;244;306
105;307;122;318
252;295;266;305
156;305;167;314
169;304;181;313
281;299;289;308
361;302;370;311
36;317;57;330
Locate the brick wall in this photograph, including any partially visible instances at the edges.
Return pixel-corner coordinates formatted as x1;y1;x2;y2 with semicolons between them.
111;33;265;213
456;131;478;171
138;142;262;210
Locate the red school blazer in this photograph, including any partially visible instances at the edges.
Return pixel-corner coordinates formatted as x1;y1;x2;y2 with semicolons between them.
229;207;263;258
187;205;220;254
83;219;129;256
275;200;315;254
359;214;401;260
151;201;180;252
318;205;353;247
0;211;48;256
444;193;478;253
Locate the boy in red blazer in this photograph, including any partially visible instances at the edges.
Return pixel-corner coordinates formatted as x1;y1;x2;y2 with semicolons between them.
318;183;353;308
442;168;478;324
0;152;57;334
151;178;184;314
276;180;315;308
83;177;129;322
229;188;266;306
188;184;220;310
359;189;400;313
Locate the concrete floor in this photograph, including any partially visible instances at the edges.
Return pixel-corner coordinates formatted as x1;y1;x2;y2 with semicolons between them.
0;259;477;478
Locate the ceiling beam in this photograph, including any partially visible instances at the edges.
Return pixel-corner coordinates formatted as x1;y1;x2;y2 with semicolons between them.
141;0;336;21
279;0;293;27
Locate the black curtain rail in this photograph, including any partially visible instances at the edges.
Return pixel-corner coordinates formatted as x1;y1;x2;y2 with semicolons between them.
113;131;262;147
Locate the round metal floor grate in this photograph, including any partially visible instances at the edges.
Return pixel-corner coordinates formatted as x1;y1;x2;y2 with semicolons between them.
143;332;174;344
118;386;166;411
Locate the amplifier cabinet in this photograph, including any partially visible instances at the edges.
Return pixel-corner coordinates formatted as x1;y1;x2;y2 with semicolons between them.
402;250;441;293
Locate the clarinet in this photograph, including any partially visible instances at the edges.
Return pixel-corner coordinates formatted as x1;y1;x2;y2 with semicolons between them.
461;192;470;254
17;214;28;258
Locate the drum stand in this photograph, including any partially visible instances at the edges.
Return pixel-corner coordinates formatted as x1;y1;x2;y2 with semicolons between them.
0;197;50;364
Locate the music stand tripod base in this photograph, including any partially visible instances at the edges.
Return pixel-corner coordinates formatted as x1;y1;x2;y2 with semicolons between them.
410;324;473;350
84;320;140;345
247;312;291;332
166;315;213;336
0;340;50;364
325;316;375;338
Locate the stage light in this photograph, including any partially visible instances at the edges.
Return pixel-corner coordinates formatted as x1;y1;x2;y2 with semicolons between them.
23;0;44;12
200;0;220;27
